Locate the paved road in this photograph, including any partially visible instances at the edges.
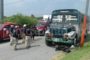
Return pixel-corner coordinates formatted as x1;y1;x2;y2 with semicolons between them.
0;36;58;60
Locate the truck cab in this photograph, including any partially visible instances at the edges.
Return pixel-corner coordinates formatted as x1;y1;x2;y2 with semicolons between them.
45;24;77;46
45;9;86;47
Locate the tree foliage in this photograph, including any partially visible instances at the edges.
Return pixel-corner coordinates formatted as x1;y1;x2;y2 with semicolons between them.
4;14;38;26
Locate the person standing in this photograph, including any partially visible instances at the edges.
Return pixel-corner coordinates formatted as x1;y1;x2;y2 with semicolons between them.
30;25;35;40
9;25;15;46
12;25;20;50
21;24;27;44
24;26;31;48
22;24;31;48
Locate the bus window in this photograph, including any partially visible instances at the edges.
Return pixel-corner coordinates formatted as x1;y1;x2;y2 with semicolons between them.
65;15;78;21
52;15;63;23
67;28;72;33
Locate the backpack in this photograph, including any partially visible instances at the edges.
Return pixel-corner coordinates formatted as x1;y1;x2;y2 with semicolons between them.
9;27;14;34
12;29;17;37
22;27;26;33
25;28;31;36
12;29;21;38
16;29;21;34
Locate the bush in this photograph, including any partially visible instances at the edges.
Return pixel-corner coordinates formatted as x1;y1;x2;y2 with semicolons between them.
4;14;38;26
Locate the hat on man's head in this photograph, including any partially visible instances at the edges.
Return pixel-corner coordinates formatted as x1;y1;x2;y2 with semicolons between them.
15;25;19;28
10;25;14;27
23;24;27;27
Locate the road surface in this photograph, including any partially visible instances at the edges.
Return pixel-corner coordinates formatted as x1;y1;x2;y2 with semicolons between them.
0;36;59;60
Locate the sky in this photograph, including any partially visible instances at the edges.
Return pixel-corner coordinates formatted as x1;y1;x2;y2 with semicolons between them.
4;0;89;16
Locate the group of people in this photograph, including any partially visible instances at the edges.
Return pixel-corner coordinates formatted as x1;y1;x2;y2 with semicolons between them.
9;24;35;50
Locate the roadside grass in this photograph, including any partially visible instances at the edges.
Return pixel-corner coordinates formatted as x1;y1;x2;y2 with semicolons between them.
52;51;65;60
61;35;90;60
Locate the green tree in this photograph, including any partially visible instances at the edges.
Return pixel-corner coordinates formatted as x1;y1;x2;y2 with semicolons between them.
4;14;38;26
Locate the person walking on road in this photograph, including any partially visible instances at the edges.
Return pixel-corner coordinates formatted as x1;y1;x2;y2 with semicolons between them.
21;24;27;44
12;25;20;50
9;25;15;46
31;25;36;40
25;26;31;48
22;24;31;49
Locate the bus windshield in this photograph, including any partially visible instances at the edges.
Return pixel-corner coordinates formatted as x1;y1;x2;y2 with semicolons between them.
52;14;78;23
51;9;79;23
65;14;78;21
52;15;63;23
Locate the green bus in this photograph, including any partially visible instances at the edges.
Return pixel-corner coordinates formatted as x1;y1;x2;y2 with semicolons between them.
45;9;86;47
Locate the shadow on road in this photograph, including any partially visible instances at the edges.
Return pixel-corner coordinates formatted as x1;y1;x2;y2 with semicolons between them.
0;40;9;44
31;45;41;47
15;45;41;51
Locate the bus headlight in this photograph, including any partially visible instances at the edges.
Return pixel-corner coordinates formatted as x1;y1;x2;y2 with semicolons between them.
63;34;69;39
46;33;53;38
64;33;74;40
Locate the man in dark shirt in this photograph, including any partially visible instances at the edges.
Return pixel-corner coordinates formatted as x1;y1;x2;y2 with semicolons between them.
30;25;35;40
9;25;15;46
12;25;20;50
22;24;31;48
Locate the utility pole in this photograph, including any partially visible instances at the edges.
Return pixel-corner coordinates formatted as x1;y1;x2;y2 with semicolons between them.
0;0;4;23
85;0;89;16
80;0;90;47
85;0;89;31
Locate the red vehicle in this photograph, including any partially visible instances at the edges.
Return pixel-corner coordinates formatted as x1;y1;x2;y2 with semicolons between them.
35;20;48;36
0;22;14;41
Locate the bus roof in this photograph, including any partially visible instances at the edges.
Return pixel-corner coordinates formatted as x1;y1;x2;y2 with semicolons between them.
52;9;78;12
52;9;80;15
